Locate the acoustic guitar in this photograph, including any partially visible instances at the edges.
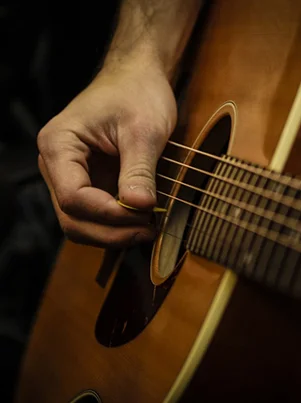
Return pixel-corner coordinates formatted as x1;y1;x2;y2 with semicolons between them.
16;1;301;402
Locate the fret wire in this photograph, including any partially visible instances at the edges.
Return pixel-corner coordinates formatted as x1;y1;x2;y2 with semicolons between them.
246;174;275;279
264;184;300;286
157;173;299;229
188;160;219;251
186;157;221;251
279;249;299;292
190;173;212;251
161;224;301;298
187;185;207;251
206;158;235;261
266;244;287;287
279;203;301;290
160;156;301;209
167;140;301;189
217;158;251;268
157;190;301;252
161;218;258;251
195;160;226;255
161;219;287;263
195;158;229;255
161;215;296;257
278;248;300;292
259;179;291;283
161;223;241;249
229;160;261;270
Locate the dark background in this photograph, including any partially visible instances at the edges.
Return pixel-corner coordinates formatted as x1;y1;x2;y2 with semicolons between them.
0;1;119;400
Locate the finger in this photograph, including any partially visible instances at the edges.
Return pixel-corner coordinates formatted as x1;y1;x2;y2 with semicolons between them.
38;130;149;225
118;125;167;210
59;212;155;248
41;164;156;247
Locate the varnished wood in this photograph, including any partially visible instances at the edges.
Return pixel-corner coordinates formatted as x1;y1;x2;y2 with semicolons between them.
16;1;301;402
180;278;301;403
16;244;224;403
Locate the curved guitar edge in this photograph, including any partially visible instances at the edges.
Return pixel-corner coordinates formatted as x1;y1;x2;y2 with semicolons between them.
13;2;301;401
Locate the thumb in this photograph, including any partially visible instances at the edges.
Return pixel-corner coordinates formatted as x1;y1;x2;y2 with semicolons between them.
118;129;165;210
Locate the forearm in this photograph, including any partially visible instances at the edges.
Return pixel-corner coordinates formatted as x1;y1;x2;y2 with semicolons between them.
104;0;204;79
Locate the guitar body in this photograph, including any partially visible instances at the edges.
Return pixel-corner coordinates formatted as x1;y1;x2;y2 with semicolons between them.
16;1;301;402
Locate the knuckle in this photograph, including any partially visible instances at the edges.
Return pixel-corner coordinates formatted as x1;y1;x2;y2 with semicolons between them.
59;217;74;238
37;116;66;159
37;126;57;159
58;192;76;215
37;127;49;153
130;117;167;142
104;233;120;247
59;218;84;246
130;119;149;137
101;198;119;220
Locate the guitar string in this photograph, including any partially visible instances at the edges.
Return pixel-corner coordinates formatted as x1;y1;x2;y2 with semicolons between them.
158;225;240;250
156;173;298;228
155;190;301;253
158;224;271;261
159;156;301;210
167;140;301;190
154;212;297;264
157;225;298;291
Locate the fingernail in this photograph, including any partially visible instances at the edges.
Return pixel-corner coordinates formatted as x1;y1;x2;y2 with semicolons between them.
128;185;156;200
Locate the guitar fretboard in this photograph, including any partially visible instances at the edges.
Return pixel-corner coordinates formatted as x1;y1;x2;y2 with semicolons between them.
187;155;301;298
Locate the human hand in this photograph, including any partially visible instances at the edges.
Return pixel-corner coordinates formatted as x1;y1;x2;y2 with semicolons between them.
38;59;177;247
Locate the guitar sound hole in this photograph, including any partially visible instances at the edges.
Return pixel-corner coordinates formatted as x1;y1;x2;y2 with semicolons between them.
95;113;232;347
152;114;233;283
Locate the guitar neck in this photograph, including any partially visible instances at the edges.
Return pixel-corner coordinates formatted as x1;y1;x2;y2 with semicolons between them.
187;155;301;298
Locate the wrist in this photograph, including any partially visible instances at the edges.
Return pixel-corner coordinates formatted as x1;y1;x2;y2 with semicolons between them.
103;36;167;78
102;0;203;82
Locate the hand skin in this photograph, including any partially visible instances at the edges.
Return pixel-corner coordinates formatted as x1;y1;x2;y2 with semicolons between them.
37;0;203;248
